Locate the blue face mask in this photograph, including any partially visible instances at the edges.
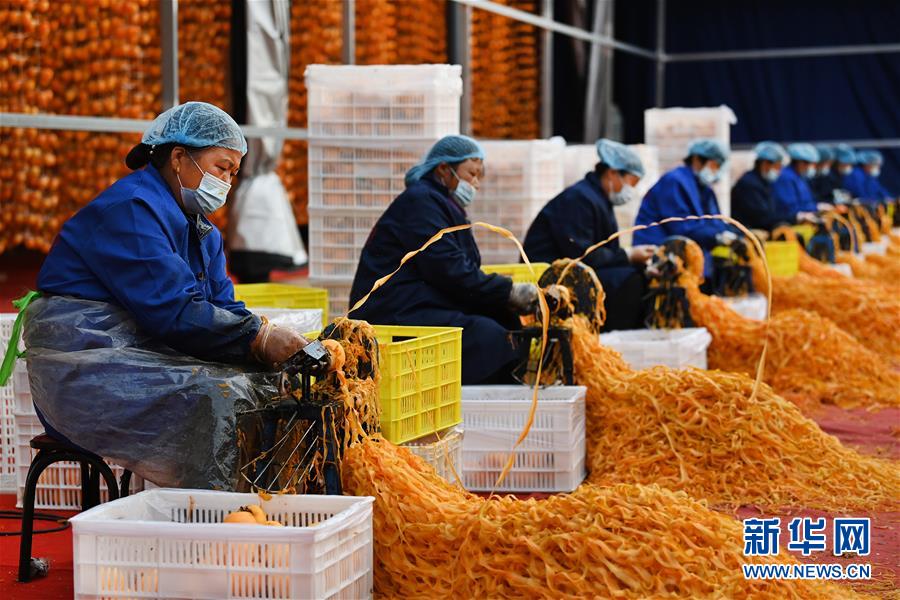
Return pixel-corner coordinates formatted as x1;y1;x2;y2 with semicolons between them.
763;168;780;183
449;168;477;208
177;154;231;215
698;166;719;187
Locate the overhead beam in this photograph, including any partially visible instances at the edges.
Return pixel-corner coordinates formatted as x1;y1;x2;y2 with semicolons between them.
665;42;900;63
449;0;657;60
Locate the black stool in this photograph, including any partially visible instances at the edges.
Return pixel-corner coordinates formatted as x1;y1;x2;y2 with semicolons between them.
18;434;133;582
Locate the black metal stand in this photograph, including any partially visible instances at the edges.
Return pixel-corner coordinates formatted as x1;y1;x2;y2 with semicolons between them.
510;327;575;386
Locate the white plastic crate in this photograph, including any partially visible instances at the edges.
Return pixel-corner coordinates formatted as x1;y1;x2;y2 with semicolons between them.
477;138;565;201
402;426;463;484
308;207;381;280
461;385;586;493
829;263;853;277
70;488;374;600
308;141;434;210
470;198;547;264
14;412;142;510
600;327;712;370
861;241;888;255
251;308;323;335
644;105;737;216
306;64;461;139
13;361;33;415
722;293;768;321
1;314;18;491
308;277;353;320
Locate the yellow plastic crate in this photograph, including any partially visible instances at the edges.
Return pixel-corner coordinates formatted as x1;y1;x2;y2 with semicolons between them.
481;263;550;284
790;224;816;243
234;283;329;327
764;241;800;277
307;325;462;444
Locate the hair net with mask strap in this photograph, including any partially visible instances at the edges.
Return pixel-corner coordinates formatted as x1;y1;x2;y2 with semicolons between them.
786;143;819;163
141;101;248;155
404;135;485;187
857;149;883;165
686;138;729;164
815;144;834;162
754;141;786;163
834;144;857;165
596;139;644;178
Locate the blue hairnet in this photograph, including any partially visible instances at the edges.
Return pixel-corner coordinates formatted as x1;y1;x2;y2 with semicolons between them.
404;135;485;187
686;139;729;164
786;143;819;163
753;141;786;163
834;143;856;165
596;139;644;177
857;149;883;165
814;144;834;162
142;101;247;155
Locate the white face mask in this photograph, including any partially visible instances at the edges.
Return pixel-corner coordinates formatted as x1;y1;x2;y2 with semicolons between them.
448;168;477;208
869;167;881;178
804;166;817;179
763;168;780;183
610;183;636;206
698;166;719;187
177;153;231;215
819;166;831;176
839;165;853;176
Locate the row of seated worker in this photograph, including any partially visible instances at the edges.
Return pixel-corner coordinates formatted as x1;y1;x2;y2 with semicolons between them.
348;134;897;386
731;142;895;233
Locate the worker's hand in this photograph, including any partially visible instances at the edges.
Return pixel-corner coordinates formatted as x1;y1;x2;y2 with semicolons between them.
508;282;540;315
628;245;657;265
715;230;739;246
796;211;818;223
749;229;770;242
816;202;835;212
251;321;311;368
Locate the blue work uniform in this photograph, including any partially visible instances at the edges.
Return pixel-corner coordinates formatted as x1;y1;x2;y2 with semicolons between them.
731;169;782;231
842;167;868;201
810;173;838;204
772;165;817;223
348;176;516;384
633;165;729;277
524;172;634;289
37;165;260;364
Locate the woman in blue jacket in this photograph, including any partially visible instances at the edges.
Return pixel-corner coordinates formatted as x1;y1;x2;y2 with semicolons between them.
772;143;824;223
37;102;307;367
524;139;654;331
633;139;737;278
731;141;786;232
349;136;538;385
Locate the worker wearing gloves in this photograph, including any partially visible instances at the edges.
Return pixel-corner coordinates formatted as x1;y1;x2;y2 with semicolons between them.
37;102;309;369
524;139;653;331
349;135;538;385
731;141;787;233
847;150;892;204
633;139;738;279
772;143;825;223
810;145;838;205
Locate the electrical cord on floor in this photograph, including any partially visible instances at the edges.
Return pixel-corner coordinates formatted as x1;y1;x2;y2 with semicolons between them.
0;510;70;536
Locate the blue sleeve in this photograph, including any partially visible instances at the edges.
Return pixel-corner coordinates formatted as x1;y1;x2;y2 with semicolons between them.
408;198;513;308
843;171;866;199
797;180;817;212
207;232;252;317
633;191;666;246
79;200;261;363
635;180;724;249
550;190;628;273
771;177;799;224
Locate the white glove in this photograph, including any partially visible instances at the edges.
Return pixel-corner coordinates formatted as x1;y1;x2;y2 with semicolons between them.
816;202;835;212
508;282;539;315
628;245;657;265
796;212;818;223
715;231;739;246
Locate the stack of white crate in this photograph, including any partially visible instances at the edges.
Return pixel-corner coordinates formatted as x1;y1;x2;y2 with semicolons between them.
0;315;18;492
561;143;660;247
304;64;463;317
644;105;737;216
470;138;566;263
